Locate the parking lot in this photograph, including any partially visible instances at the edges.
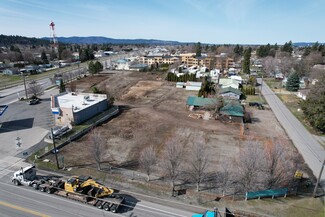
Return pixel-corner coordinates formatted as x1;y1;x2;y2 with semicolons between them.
0;89;57;159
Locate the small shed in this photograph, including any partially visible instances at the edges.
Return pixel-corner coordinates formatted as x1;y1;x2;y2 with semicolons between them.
176;82;185;88
185;81;202;91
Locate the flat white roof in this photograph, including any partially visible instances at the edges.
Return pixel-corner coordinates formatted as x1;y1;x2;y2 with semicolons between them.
57;92;107;112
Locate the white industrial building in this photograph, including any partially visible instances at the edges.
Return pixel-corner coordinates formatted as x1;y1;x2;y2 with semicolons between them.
51;92;108;125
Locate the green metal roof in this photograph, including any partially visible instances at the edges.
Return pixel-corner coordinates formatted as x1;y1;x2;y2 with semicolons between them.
186;96;217;107
220;100;244;117
220;87;242;95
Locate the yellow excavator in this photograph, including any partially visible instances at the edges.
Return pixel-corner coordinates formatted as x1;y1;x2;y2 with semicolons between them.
65;175;114;198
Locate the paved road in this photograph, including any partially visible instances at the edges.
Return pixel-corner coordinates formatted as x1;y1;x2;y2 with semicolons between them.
0;172;195;217
0;77;53;105
259;79;325;187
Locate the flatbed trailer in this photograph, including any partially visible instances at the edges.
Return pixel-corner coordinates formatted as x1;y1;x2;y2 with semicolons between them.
37;180;124;212
11;166;125;213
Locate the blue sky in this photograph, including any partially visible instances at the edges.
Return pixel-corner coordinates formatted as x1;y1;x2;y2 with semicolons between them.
0;0;324;44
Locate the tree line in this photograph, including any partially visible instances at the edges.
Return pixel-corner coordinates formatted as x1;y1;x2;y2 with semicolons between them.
88;127;299;195
166;72;197;82
0;34;50;46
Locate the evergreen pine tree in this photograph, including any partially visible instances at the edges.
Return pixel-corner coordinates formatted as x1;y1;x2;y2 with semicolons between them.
242;48;251;74
286;72;300;91
59;79;65;93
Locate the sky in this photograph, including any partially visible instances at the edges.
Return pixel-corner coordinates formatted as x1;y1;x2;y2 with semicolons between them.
0;0;324;44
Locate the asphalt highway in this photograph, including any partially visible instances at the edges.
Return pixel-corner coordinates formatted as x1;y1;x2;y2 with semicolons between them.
0;168;196;217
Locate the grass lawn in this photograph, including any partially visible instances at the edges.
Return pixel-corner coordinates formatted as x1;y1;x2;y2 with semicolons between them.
264;78;284;92
0;74;23;88
277;93;323;136
245;94;265;103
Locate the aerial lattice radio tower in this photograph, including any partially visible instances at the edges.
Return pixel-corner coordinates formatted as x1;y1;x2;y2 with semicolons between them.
49;21;58;54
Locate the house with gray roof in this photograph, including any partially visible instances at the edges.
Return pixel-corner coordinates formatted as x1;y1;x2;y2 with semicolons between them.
220;87;242;99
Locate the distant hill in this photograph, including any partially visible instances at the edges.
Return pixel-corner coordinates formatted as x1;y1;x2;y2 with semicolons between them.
42;36;183;45
0;34;50;46
293;42;325;47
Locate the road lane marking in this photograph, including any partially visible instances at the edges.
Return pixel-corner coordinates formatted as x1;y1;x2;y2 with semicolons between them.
0;200;50;217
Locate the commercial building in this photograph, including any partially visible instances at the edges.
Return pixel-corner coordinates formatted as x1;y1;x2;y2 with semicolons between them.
51;92;108;125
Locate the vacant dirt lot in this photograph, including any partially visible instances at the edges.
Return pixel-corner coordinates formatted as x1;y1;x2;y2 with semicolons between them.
59;71;304;177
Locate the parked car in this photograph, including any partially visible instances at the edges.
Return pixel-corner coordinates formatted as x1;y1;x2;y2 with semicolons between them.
49;125;71;139
28;98;40;105
249;102;264;110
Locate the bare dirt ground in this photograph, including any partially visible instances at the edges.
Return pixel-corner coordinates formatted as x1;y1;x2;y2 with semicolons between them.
61;71;303;175
54;71;322;217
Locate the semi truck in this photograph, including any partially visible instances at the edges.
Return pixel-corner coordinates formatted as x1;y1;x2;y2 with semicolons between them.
11;165;125;213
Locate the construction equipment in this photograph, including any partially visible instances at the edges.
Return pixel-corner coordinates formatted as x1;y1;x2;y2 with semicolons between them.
294;170;303;179
11;166;124;213
64;176;114;198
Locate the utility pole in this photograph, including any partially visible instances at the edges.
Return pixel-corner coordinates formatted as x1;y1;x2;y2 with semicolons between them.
51;128;60;169
21;72;28;99
313;158;325;197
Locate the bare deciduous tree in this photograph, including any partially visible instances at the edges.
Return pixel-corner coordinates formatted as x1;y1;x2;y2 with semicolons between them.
139;145;157;182
28;80;44;98
22;51;34;64
88;129;106;170
235;139;265;192
216;161;234;196
187;136;209;192
262;56;279;76
310;68;325;80
305;51;323;69
263;139;295;189
163;137;184;192
278;56;294;77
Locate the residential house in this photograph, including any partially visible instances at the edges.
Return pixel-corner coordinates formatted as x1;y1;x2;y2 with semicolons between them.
297;89;310;100
2;68;20;75
210;69;221;82
129;63;148;71
219;100;244;123
229;75;243;84
220;87;242;100
94;50;105;58
219;78;240;89
72;52;80;60
112;59;130;70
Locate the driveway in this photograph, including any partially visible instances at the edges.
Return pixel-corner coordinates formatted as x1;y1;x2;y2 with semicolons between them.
259;79;325;188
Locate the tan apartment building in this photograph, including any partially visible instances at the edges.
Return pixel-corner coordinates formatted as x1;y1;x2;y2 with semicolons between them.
140;55;180;65
140;53;234;69
180;53;234;69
